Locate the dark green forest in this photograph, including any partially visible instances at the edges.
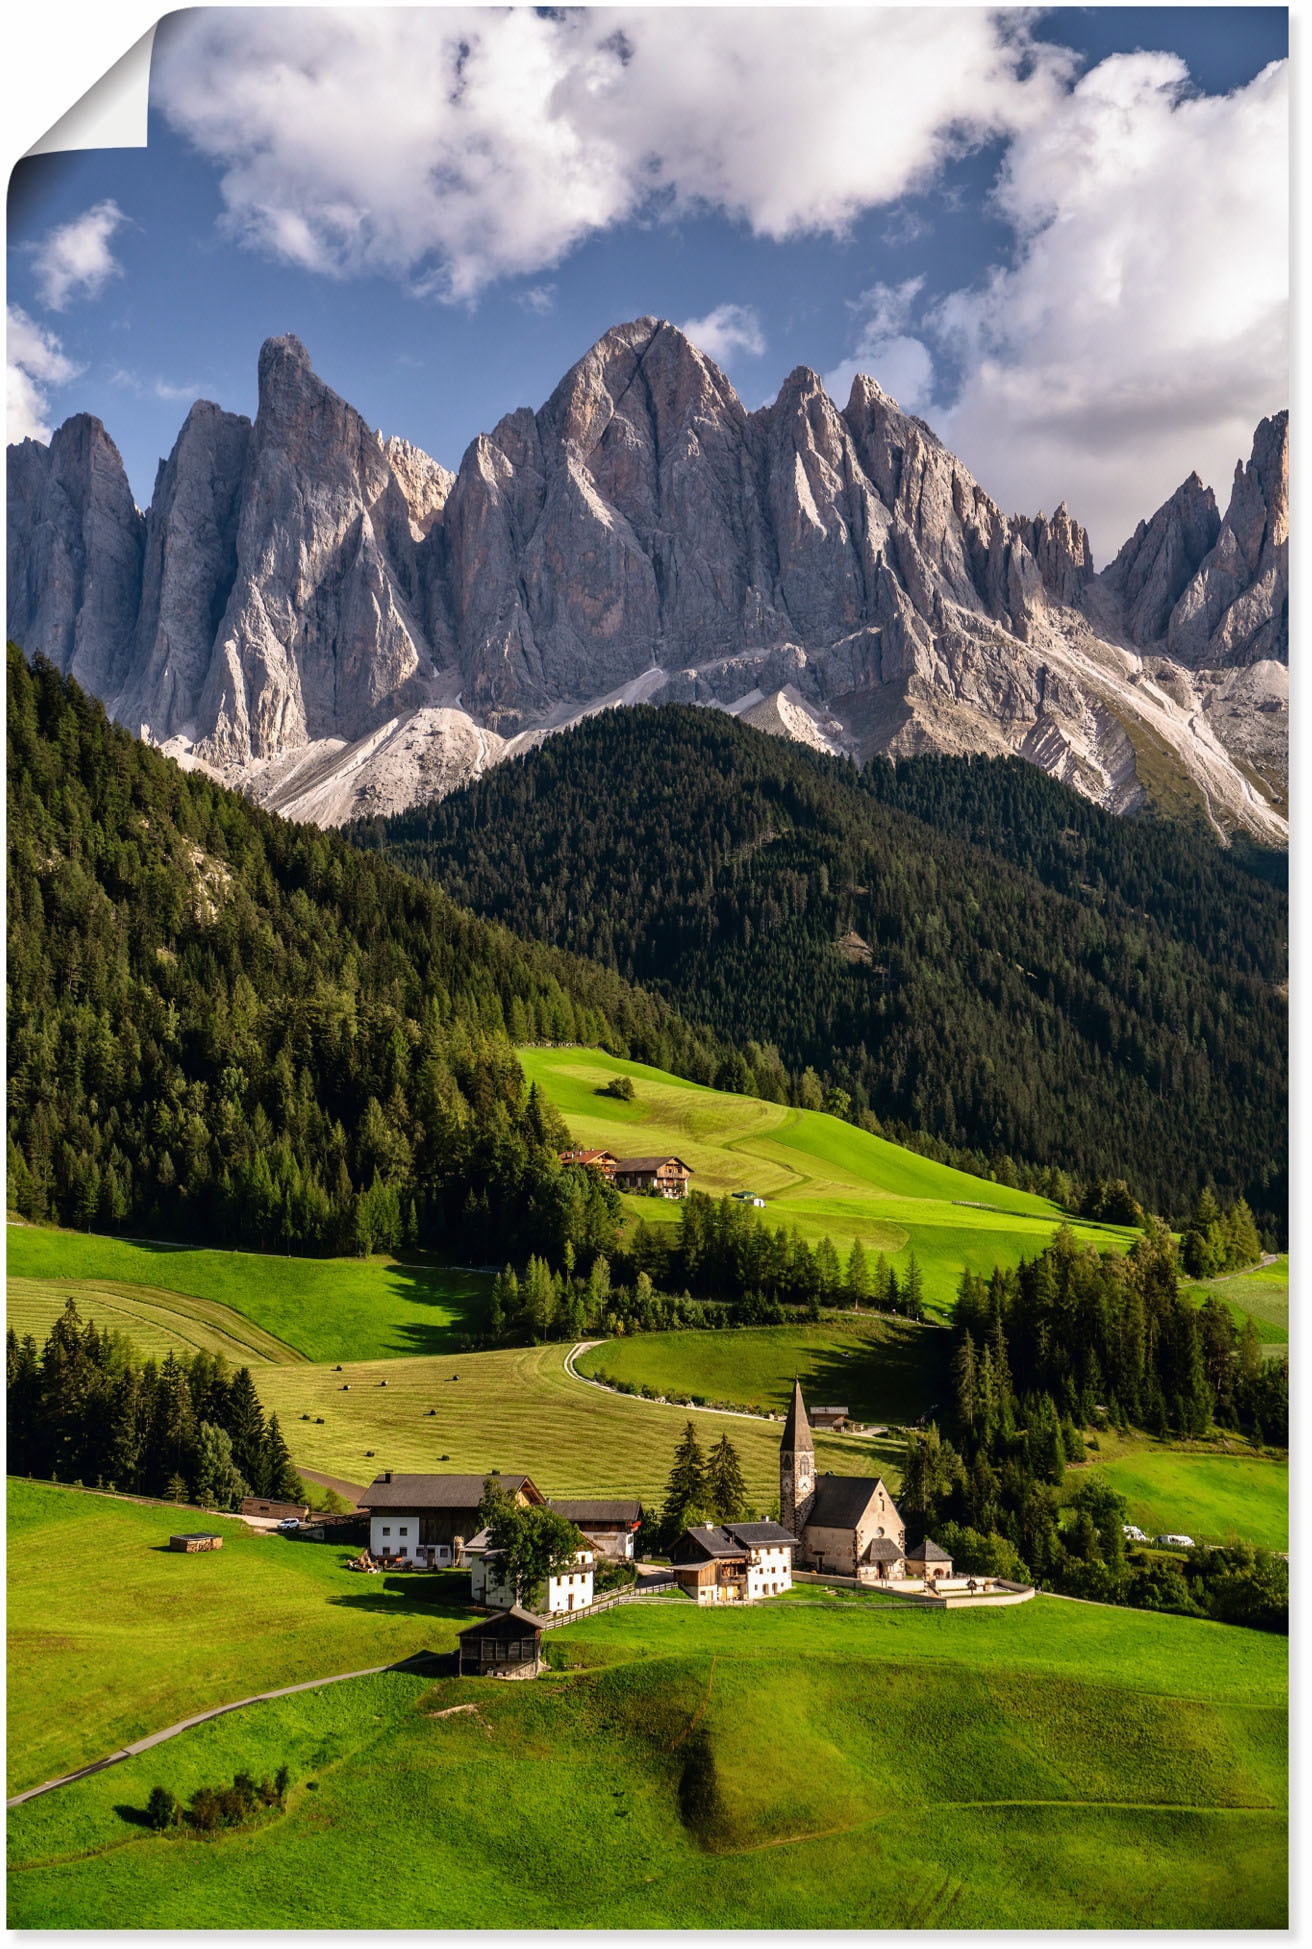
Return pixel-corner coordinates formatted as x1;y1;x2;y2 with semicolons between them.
351;707;1286;1235
5;650;730;1261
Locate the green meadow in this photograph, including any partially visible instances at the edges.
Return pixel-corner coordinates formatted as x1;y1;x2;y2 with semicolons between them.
8;1591;1286;1929
1072;1433;1289;1551
5;1226;486;1363
518;1046;1138;1312
5;1480;473;1795
576;1316;946;1424
1183;1254;1289;1348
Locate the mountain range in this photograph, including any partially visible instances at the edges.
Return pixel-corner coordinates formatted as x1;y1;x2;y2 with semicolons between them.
7;318;1287;841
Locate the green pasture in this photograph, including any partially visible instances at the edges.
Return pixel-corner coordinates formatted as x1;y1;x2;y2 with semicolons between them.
4;1480;474;1796
1183;1255;1289;1347
8;1591;1286;1929
5;1226;487;1363
1071;1433;1289;1551
577;1316;946;1424
6;1275;304;1368
254;1341;880;1505
518;1046;1138;1312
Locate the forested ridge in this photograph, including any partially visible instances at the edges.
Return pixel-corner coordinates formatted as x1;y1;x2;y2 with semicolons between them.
6;650;729;1261
352;707;1287;1234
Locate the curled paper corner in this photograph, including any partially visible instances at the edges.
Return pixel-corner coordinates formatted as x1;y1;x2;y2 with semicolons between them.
25;24;158;158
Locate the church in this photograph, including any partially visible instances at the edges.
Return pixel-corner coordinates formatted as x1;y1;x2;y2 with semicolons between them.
780;1381;909;1580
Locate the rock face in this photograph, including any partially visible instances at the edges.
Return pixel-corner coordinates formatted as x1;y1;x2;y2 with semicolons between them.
6;321;1287;843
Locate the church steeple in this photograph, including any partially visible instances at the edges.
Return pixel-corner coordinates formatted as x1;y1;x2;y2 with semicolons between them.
780;1379;816;1538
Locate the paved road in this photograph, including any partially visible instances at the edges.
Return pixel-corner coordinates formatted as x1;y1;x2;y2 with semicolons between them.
562;1341;780;1425
6;1654;442;1810
299;1467;366;1504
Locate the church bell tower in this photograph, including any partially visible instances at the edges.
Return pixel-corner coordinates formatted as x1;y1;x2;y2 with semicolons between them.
780;1379;816;1538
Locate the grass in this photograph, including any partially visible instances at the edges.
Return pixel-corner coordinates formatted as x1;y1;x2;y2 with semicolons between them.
7;1590;1286;1929
5;1225;488;1363
1069;1432;1289;1551
518;1046;1138;1314
1183;1255;1289;1348
251;1341;885;1504
4;1480;475;1796
6;1275;306;1367
576;1315;946;1424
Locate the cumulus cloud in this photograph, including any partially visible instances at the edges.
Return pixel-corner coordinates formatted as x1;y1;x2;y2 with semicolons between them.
31;200;128;311
151;8;1072;301
824;279;935;415
7;306;83;443
934;54;1289;559
679;303;766;368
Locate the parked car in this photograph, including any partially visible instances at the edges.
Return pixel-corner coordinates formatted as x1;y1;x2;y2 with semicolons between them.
1154;1533;1195;1549
275;1517;301;1531
1122;1524;1148;1542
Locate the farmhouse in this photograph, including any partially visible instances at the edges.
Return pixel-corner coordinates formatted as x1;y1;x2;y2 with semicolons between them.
611;1155;692;1199
467;1537;596;1615
809;1406;849;1432
780;1382;907;1578
671;1520;798;1603
358;1470;542;1565
547;1498;643;1560
559;1149;617;1179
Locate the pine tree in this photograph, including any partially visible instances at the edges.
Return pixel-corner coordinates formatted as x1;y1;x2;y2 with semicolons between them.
846;1239;869;1308
261;1415;301;1502
661;1422;707;1539
704;1434;748;1523
952;1332;978;1435
193;1422;249;1511
223;1368;267;1495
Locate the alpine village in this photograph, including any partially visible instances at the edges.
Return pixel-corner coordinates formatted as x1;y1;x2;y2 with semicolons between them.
4;10;1290;1929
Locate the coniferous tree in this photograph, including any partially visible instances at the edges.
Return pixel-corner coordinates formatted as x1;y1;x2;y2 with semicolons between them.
261;1415;302;1502
223;1369;267;1495
661;1422;708;1540
704;1434;748;1523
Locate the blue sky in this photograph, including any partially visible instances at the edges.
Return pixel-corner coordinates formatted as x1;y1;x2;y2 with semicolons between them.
7;7;1288;561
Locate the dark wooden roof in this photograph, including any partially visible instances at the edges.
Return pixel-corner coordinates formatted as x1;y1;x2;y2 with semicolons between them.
458;1604;547;1640
864;1536;903;1562
724;1521;799;1548
612;1155;692;1173
675;1520;799;1562
359;1472;537;1509
907;1537;952;1561
807;1474;884;1529
781;1379;814;1457
548;1499;642;1525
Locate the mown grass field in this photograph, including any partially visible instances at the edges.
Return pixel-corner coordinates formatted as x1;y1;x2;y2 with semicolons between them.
8;1590;1286;1929
518;1046;1138;1313
253;1342;879;1504
5;1226;486;1362
6;1275;305;1368
576;1316;946;1424
1183;1255;1289;1348
1070;1433;1289;1551
5;1480;474;1795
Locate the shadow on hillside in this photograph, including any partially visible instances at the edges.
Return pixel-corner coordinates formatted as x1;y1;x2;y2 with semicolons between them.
794;1321;948;1425
380;1259;489;1359
327;1571;475;1621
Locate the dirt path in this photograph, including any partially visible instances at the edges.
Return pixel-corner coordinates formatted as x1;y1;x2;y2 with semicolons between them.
299;1466;367;1503
6;1654;441;1810
562;1342;777;1424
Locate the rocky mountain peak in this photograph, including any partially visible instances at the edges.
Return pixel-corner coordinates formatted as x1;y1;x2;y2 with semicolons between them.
1101;469;1220;646
1164;411;1287;668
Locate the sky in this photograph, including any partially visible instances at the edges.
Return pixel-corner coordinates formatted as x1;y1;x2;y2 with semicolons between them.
6;6;1289;564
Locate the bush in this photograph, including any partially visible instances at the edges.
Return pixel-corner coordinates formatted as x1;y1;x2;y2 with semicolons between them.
146;1785;178;1831
597;1076;635;1101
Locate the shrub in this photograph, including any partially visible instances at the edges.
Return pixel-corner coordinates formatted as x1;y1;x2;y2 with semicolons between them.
597;1076;635;1101
146;1786;178;1831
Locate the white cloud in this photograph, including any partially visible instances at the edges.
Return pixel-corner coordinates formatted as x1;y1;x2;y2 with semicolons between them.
31;199;128;311
934;55;1289;559
109;367;203;403
151;8;1072;301
7;306;83;443
518;284;557;318
679;303;766;368
824;278;935;414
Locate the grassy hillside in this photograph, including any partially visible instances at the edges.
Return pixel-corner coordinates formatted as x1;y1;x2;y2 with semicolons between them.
518;1045;1136;1310
576;1318;945;1424
5;1481;473;1794
5;1226;485;1362
1184;1255;1289;1348
252;1343;874;1504
8;1592;1286;1928
1074;1435;1289;1551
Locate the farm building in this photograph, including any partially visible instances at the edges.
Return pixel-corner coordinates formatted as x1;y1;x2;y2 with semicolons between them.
671;1521;798;1603
358;1471;543;1565
457;1606;546;1678
732;1191;766;1207
240;1496;309;1522
467;1538;595;1615
781;1382;907;1578
169;1532;224;1553
611;1155;693;1198
905;1538;953;1583
547;1498;643;1560
559;1149;618;1179
809;1406;849;1432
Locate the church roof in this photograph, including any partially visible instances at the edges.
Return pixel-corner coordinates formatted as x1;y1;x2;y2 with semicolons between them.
864;1537;903;1563
781;1379;814;1456
807;1474;887;1530
907;1537;952;1561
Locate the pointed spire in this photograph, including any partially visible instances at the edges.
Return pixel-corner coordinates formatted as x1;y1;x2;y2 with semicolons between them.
782;1378;813;1456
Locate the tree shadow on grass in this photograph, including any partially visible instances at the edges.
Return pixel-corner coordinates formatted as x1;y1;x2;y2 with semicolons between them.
327;1570;476;1622
380;1260;491;1359
113;1803;154;1828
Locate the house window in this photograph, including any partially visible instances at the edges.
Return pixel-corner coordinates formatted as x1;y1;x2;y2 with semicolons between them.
399;1527;409;1535
382;1526;391;1536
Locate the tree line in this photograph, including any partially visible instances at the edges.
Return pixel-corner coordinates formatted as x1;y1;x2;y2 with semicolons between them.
353;705;1286;1237
7;1298;301;1510
897;1224;1287;1630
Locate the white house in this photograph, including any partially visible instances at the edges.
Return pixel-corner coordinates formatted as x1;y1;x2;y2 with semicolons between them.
670;1521;798;1603
468;1541;595;1616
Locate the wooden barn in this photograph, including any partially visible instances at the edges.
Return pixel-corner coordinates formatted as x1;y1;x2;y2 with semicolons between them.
457;1606;546;1678
611;1155;693;1199
559;1149;618;1180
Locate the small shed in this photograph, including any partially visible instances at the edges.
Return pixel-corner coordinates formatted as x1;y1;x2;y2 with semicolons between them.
905;1537;953;1581
810;1406;849;1431
240;1497;309;1521
170;1532;224;1553
457;1604;546;1678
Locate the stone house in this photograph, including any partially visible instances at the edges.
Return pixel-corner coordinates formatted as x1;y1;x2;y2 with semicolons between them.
780;1381;906;1578
670;1520;798;1603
